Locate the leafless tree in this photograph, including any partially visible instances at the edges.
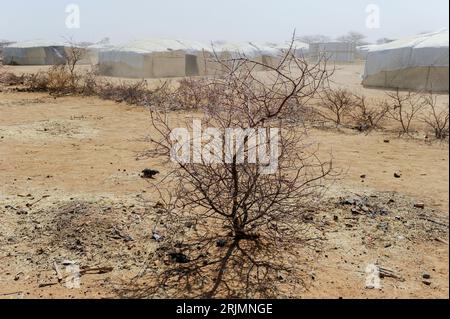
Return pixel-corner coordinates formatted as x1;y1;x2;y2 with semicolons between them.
350;94;389;132
336;31;368;46
126;41;334;298
421;94;449;140
317;88;355;126
297;34;331;44
64;42;86;88
385;89;425;136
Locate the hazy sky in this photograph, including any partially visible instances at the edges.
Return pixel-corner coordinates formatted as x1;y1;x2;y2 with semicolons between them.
0;0;448;44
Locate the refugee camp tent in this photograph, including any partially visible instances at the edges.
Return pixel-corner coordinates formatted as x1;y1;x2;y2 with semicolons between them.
2;40;70;65
86;43;115;65
98;39;211;78
362;29;449;92
309;42;356;62
356;44;378;60
210;41;289;73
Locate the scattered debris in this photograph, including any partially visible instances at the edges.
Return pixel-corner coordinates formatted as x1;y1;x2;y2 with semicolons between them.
141;169;159;179
377;266;404;281
422;279;432;286
216;239;227;248
168;252;189;264
422;272;431;279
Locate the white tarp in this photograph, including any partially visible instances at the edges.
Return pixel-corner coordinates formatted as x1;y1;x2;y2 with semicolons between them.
364;29;449;76
98;39;212;78
362;29;449;91
309;42;356;62
3;40;69;65
98;39;292;78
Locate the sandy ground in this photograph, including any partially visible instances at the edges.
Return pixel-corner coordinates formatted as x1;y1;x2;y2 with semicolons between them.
0;63;448;299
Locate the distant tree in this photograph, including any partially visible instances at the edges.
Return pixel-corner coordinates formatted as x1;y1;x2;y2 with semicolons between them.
98;37;110;45
376;38;395;44
336;31;368;46
297;34;331;44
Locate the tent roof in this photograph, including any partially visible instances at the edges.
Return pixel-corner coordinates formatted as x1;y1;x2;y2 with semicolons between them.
109;39;210;54
363;29;449;79
368;29;448;53
6;39;69;48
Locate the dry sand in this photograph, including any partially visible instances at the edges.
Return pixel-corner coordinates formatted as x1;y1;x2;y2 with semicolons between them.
0;63;448;299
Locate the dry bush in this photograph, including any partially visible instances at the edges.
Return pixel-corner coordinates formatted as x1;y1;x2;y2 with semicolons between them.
173;77;208;110
385;89;425;136
318;88;355;126
65;44;86;84
421;94;449;140
350;94;389;132
132;41;334;298
79;69;100;96
23;71;51;92
0;71;24;86
97;80;151;105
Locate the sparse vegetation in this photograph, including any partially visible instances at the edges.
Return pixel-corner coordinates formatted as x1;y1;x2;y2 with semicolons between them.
350;94;389;132
318;88;355;127
385;89;425;136
421;94;449;140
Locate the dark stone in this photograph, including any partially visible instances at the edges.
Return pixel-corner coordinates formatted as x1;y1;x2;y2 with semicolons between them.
414;203;425;209
422;279;432;286
394;172;402;178
141;169;159;179
422;272;431;279
216;239;227;248
169;252;189;264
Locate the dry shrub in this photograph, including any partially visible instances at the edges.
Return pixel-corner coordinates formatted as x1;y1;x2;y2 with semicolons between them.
385;89;425;136
318;88;355;126
421;94;449;140
23;71;51;92
350;94;389;132
0;71;24;86
135;40;334;298
97;80;151;105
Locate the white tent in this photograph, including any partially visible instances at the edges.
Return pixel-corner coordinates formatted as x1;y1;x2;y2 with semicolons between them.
3;40;70;65
362;29;449;92
309;42;356;62
98;39;212;78
86;43;115;65
356;44;378;60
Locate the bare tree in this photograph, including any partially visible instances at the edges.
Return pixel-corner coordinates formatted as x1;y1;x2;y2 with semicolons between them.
297;34;331;44
128;42;334;298
317;88;355;126
385;89;425;136
350;94;389;132
64;42;86;88
336;31;368;46
421;94;449;139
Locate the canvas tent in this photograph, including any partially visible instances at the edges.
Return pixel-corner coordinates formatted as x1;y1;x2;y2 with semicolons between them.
362;29;449;92
356;44;378;60
98;39;212;78
86;43;115;65
309;42;356;62
2;40;71;65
